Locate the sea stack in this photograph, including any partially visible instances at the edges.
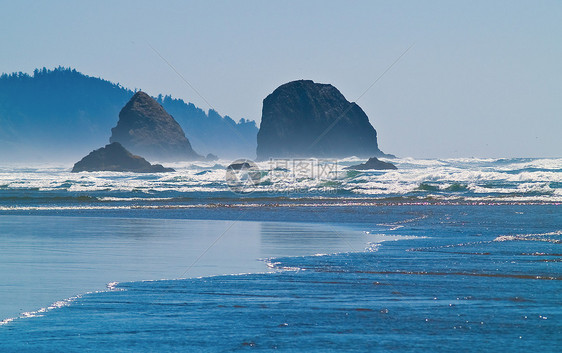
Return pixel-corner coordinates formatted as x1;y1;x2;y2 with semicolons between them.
256;80;392;160
110;91;202;161
72;142;175;173
344;157;397;170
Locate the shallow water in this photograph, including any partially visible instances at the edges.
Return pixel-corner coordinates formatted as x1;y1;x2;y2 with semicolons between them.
0;204;560;352
0;216;376;321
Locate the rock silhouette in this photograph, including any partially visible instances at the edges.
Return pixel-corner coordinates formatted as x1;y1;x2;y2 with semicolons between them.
110;91;202;161
344;157;397;170
257;80;392;160
72;142;175;173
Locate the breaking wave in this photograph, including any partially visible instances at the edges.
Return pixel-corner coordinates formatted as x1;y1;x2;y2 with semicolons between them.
0;157;560;209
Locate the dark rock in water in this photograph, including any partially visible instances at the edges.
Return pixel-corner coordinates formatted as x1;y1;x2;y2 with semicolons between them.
110;91;202;161
72;142;175;173
256;80;393;160
344;157;397;170
205;153;219;161
227;162;253;171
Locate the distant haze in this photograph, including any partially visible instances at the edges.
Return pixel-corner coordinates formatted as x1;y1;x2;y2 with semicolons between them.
1;0;560;158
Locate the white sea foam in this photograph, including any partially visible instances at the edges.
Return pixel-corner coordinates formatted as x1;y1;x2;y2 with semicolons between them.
493;230;562;242
97;197;176;202
106;282;120;290
1;294;82;326
0;158;560;204
0;278;130;327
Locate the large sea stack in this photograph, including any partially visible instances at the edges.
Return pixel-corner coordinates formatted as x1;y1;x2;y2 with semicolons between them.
72;142;175;173
110;91;202;161
256;80;392;160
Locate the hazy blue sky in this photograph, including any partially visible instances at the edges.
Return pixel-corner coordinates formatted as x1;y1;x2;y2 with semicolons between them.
1;0;560;158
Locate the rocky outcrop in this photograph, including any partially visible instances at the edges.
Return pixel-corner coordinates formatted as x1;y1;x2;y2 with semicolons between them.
110;91;202;161
72;142;175;173
256;80;392;160
344;157;397;170
205;153;219;161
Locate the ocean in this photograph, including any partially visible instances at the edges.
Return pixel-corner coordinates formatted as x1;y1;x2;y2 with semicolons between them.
0;157;560;352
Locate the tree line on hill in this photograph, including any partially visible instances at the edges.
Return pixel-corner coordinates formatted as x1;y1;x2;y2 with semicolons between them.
0;67;257;162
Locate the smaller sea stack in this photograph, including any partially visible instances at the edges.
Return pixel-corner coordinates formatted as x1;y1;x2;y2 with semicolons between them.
344;157;397;170
72;142;175;173
110;91;202;161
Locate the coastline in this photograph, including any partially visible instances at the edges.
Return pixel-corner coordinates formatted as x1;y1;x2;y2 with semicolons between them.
0;214;377;323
